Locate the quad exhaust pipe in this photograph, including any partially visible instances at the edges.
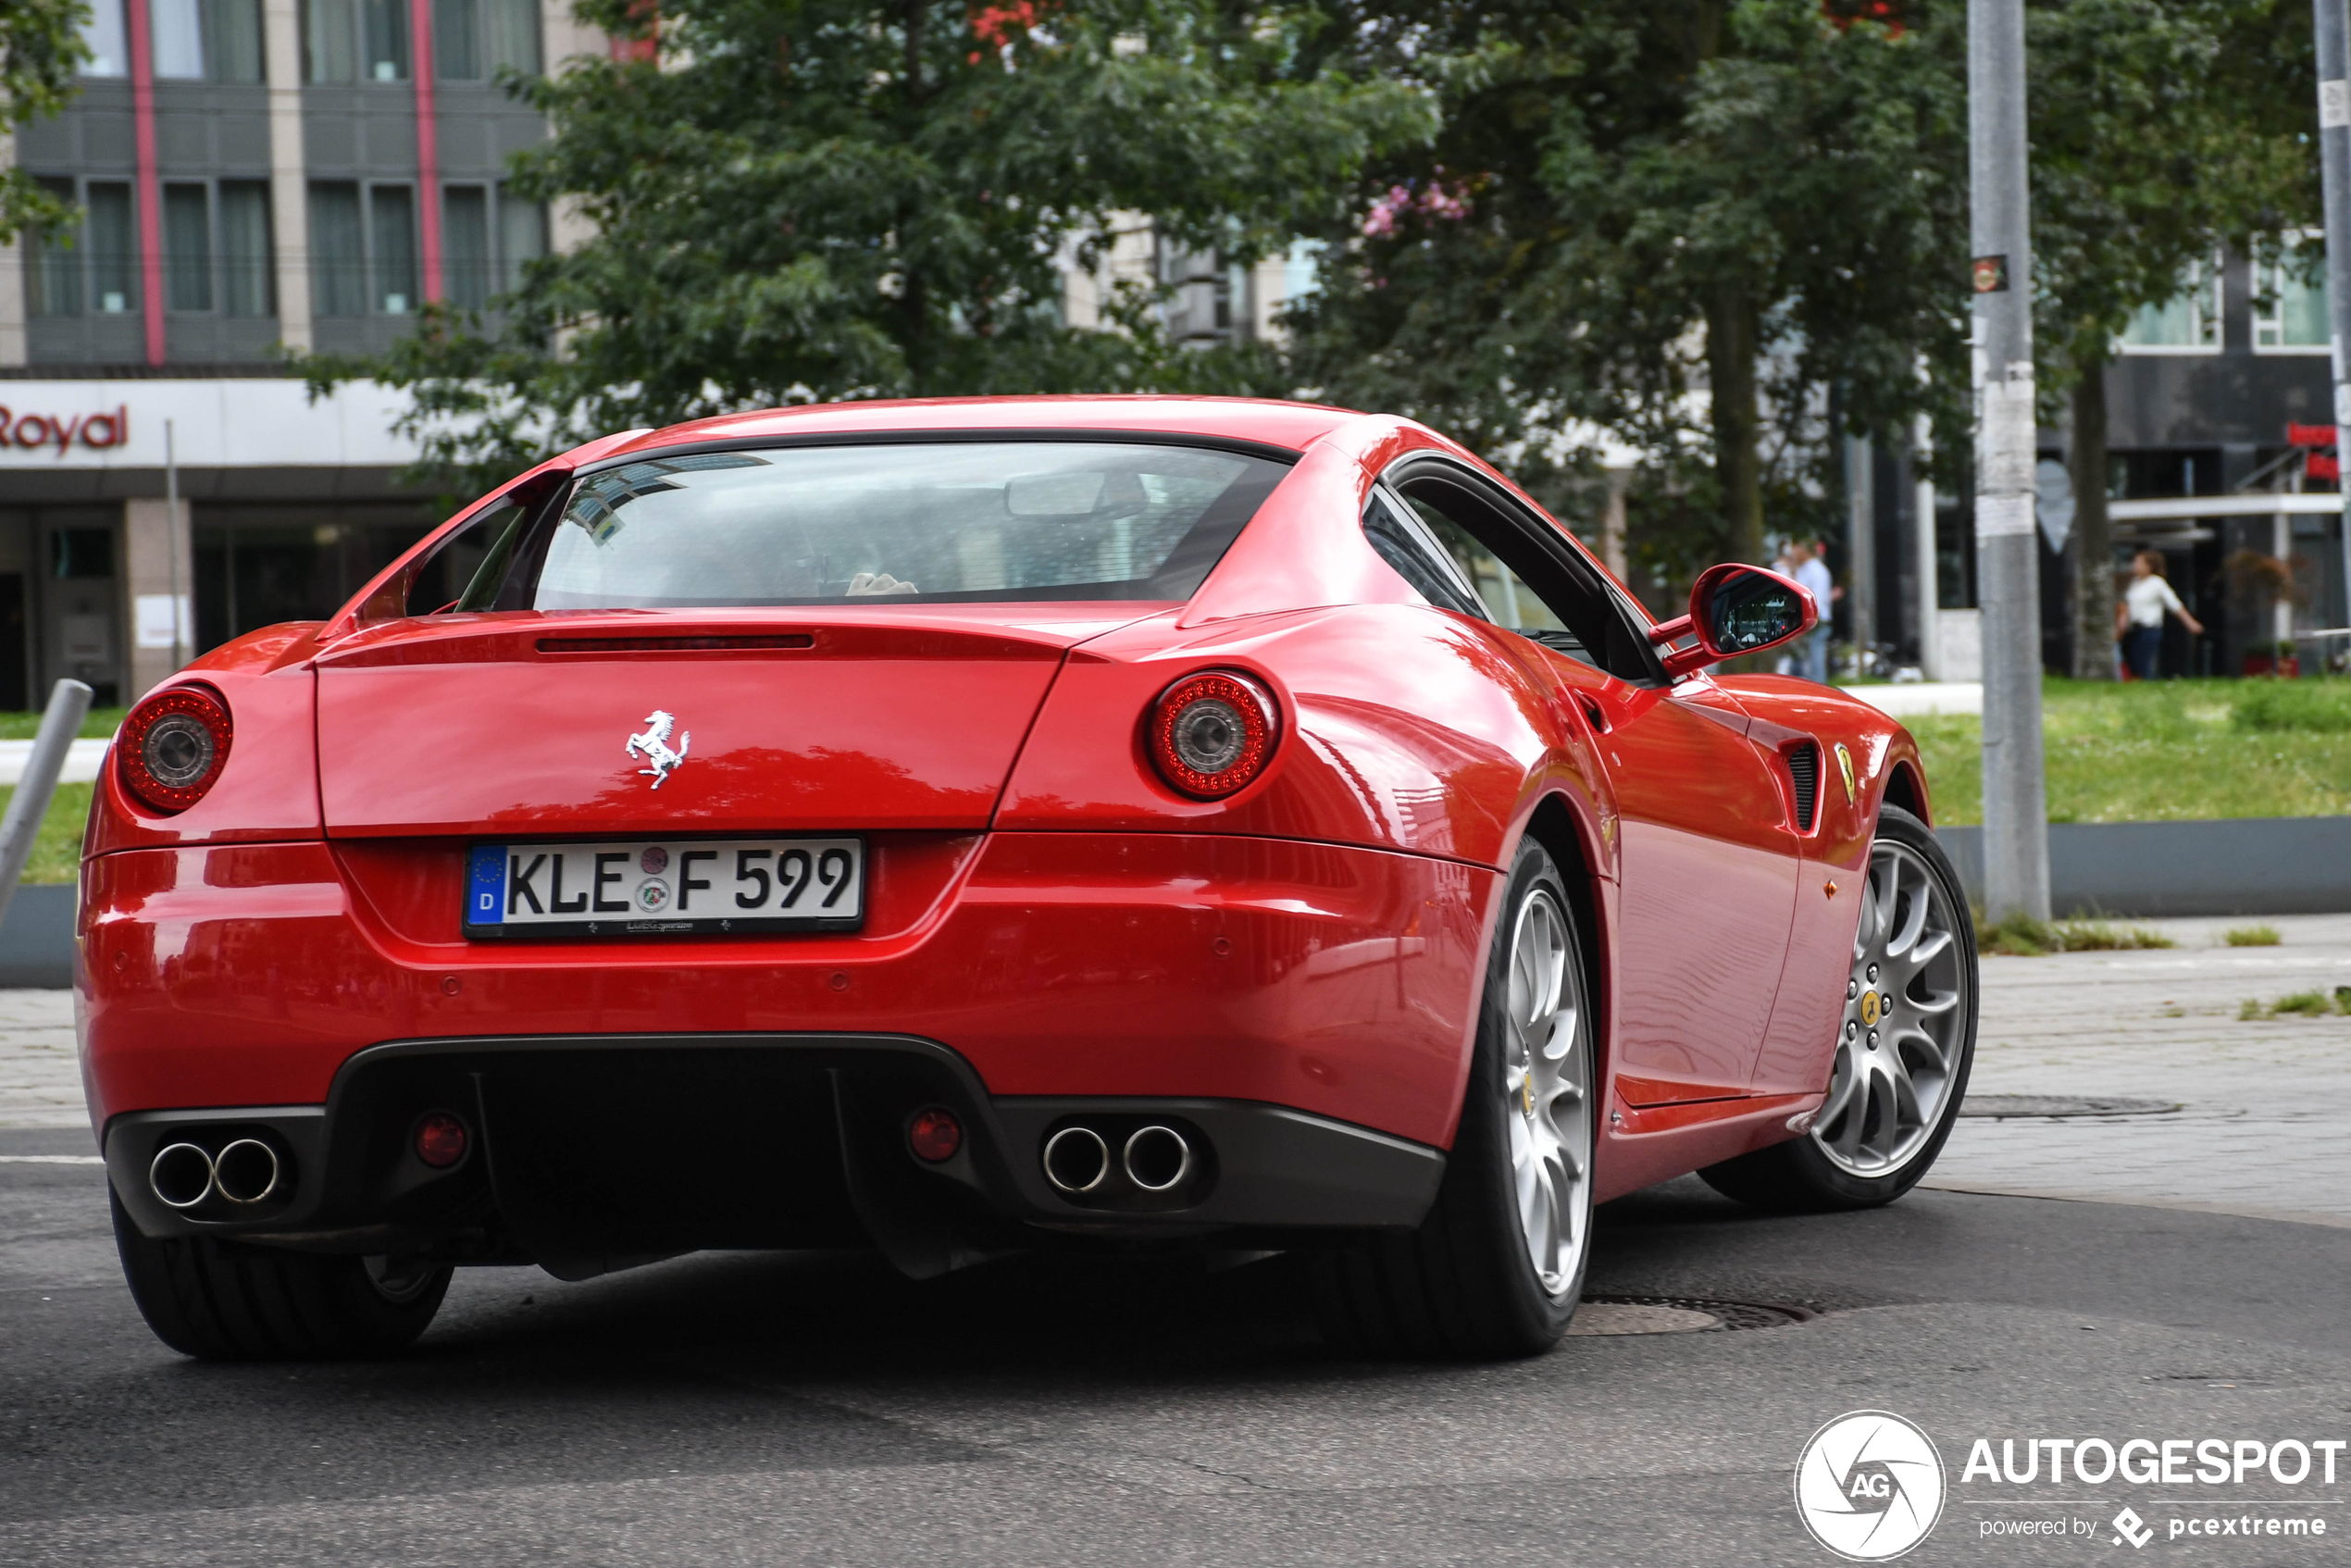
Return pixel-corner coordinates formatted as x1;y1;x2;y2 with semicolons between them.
147;1138;282;1210
1040;1122;1194;1196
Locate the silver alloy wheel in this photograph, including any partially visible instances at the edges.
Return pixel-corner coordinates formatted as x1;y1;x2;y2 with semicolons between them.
1502;887;1593;1296
1811;837;1970;1177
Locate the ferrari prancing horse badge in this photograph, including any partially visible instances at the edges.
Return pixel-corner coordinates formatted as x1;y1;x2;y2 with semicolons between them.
626;709;690;789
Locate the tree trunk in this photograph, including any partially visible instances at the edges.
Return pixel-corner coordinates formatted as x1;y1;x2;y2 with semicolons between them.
1706;280;1763;566
2067;355;2115;679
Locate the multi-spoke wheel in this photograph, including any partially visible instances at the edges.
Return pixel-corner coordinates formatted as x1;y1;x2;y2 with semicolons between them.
1501;887;1593;1295
1311;839;1594;1357
1700;804;1978;1212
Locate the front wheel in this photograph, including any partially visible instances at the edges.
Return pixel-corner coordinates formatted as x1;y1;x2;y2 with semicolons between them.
1700;804;1977;1211
1312;838;1596;1357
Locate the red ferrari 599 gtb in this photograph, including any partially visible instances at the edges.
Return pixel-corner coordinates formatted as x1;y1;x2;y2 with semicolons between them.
81;397;1978;1360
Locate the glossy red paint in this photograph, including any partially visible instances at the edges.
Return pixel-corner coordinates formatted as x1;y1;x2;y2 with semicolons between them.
81;832;1490;1147
81;396;1935;1219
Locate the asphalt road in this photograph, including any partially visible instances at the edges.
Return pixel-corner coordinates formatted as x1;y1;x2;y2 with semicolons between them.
6;1120;2349;1567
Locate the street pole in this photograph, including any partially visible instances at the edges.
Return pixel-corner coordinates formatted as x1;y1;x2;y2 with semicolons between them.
1845;434;1875;677
2317;0;2351;644
1970;0;2051;921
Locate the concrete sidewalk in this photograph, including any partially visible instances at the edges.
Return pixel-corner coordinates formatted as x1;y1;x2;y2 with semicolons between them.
11;917;2350;1223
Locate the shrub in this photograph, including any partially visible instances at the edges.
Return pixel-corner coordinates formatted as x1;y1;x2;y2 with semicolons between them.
2232;679;2351;734
2223;924;2282;947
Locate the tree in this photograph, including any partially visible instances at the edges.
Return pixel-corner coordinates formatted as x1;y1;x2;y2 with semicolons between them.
1281;1;1972;590
1;0;90;243
2026;0;2317;679
326;0;1428;494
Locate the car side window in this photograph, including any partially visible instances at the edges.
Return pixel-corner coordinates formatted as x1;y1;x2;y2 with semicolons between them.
1383;462;1662;684
1362;488;1489;621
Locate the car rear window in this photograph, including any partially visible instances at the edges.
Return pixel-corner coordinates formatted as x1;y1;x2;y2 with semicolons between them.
478;440;1290;611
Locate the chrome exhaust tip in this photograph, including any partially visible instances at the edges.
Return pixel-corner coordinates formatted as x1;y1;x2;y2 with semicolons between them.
1123;1125;1192;1192
1042;1126;1110;1194
212;1138;281;1204
149;1142;216;1209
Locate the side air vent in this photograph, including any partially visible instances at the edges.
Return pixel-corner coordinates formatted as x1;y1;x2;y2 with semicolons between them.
1785;743;1821;832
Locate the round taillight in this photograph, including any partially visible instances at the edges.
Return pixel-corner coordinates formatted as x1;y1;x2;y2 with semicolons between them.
907;1106;962;1164
413;1112;469;1169
118;686;233;814
1149;671;1278;799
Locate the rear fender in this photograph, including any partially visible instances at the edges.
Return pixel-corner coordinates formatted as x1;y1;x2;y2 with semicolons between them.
82;627;325;859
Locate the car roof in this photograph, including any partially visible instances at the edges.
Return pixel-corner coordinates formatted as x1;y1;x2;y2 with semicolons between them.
591;396;1368;462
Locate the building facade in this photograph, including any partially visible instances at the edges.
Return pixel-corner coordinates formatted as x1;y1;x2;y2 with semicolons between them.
0;0;603;707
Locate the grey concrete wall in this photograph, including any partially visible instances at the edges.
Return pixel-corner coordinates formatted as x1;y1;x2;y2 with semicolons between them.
1937;817;2351;917
0;884;76;989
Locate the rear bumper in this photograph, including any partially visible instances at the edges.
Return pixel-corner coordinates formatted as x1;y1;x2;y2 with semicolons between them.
102;1033;1448;1264
80;831;1497;1149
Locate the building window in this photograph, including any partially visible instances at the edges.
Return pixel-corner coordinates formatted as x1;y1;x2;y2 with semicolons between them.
25;180;84;317
442;182;543;307
370;185;417;312
219;180;276;316
311;180;421;315
2119;256;2222;354
305;0;408;82
499;183;545;290
430;0;540;80
164;183;215;311
153;0;265;81
2254;232;2330;352
80;0;129;76
311;181;367;315
31;180;142;317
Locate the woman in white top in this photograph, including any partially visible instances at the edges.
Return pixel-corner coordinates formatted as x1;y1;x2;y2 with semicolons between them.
2113;550;2203;679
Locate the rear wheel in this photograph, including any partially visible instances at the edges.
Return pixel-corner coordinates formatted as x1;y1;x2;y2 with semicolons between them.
1312;839;1595;1358
111;1190;451;1360
1699;804;1977;1211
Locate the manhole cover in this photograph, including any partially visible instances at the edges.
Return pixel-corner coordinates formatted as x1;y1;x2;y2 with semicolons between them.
1571;1296;1815;1335
1960;1095;2180;1119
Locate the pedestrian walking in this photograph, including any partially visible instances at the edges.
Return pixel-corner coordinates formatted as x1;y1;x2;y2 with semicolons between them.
1792;539;1836;685
2115;550;2202;680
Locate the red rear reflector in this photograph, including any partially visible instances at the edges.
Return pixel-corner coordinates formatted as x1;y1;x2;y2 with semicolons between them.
1148;671;1278;799
907;1107;962;1163
414;1113;469;1168
117;685;233;815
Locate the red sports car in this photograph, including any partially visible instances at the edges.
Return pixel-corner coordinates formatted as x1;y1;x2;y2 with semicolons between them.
81;397;1977;1361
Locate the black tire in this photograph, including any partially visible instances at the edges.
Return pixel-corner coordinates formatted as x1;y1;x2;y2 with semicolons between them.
1312;838;1596;1358
111;1189;452;1360
1699;803;1978;1212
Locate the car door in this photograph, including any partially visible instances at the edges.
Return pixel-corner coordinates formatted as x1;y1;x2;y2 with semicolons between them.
1375;459;1800;1105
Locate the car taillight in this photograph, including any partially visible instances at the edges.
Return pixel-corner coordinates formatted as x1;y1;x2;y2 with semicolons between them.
117;686;233;815
1148;671;1278;799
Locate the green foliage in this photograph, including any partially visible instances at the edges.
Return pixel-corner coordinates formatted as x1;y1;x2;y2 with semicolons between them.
0;0;92;243
0;706;127;740
1977;909;2174;956
313;0;1429;499
2244;989;2346;1018
2222;923;2282;947
1974;907;2171;959
2232;678;2351;734
2029;0;2315;385
1282;1;1971;581
1906;678;2351;825
0;782;93;885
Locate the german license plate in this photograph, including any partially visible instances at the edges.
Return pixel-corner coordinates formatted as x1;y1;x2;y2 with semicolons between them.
463;838;865;938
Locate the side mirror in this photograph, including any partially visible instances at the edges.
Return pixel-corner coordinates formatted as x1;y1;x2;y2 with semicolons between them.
1647;563;1818;678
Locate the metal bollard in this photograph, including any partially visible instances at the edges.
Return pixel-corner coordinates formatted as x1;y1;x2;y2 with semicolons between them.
0;679;96;929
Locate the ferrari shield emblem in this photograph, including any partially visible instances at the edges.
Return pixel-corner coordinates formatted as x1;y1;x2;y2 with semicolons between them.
1834;742;1856;806
626;710;691;789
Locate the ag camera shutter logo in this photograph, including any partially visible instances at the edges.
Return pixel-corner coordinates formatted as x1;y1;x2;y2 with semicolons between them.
1795;1411;1947;1561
